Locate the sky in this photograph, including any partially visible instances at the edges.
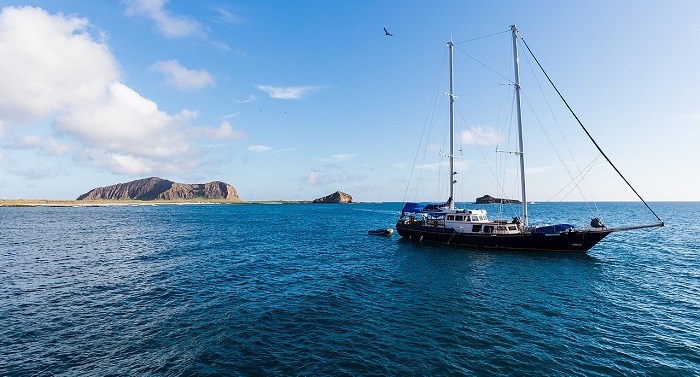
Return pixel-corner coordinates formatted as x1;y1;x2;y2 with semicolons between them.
0;0;698;202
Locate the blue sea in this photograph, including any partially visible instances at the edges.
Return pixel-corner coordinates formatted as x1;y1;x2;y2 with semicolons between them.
1;202;698;376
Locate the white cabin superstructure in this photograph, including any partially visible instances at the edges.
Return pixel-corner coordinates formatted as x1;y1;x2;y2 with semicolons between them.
402;208;522;236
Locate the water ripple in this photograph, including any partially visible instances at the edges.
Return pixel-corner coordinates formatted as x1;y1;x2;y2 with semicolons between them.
1;203;698;375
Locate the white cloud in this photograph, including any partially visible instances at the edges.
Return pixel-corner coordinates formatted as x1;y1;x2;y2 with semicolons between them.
191;121;246;141
212;6;244;25
305;169;325;185
255;85;325;100
272;148;295;154
0;6;220;177
220;112;240;120
248;145;272;152
76;148;198;177
108;154;154;176
459;126;499;146
19;135;72;156
247;145;295;154
234;94;257;103
0;6;119;124
55;82;195;158
123;0;203;39
150;60;214;91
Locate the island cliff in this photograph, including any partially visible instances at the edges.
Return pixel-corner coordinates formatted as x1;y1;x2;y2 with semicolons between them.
475;194;521;204
313;191;353;203
77;177;240;201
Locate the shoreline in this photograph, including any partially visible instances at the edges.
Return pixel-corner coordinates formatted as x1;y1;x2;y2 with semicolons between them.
0;199;317;207
1;199;689;207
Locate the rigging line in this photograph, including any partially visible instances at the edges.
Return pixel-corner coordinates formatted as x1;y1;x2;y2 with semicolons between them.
453;29;510;45
455;105;520;219
517;32;664;224
555;154;602;202
453;45;511;83
496;61;518;214
547;153;601;202
519;88;597;215
436;114;450;201
403;47;448;205
498;89;521;218
518;38;599;216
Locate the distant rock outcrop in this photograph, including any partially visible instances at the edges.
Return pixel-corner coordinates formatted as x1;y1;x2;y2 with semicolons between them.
313;191;353;204
77;177;240;201
475;194;521;204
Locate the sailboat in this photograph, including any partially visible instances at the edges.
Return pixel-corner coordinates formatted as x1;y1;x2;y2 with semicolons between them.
395;25;664;252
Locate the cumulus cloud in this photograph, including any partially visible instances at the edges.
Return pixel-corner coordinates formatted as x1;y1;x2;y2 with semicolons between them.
0;6;218;177
55;82;196;157
255;85;325;100
0;6;119;124
150;60;214;91
106;154;155;176
459;126;499;146
123;0;203;38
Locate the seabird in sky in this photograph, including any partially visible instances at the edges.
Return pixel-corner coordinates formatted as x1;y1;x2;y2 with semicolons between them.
384;27;393;36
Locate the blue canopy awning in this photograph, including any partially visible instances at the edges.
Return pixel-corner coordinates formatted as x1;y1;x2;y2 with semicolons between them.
401;198;452;217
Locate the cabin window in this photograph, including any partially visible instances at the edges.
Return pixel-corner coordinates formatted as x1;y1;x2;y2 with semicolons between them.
497;226;506;232
484;226;493;233
447;215;454;221
471;216;479;221
456;215;463;221
508;226;517;231
472;225;482;232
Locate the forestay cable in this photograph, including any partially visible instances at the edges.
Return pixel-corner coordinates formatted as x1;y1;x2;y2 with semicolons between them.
517;32;664;224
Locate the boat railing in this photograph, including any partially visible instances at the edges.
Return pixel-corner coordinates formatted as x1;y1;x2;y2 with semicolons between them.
400;215;446;227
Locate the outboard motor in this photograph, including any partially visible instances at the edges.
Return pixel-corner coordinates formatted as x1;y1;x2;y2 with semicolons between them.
591;217;606;228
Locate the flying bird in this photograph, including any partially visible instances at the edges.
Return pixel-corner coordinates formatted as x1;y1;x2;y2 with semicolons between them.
384;27;393;36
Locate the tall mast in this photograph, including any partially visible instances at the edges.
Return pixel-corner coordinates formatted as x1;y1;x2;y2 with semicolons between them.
511;24;528;226
448;40;455;210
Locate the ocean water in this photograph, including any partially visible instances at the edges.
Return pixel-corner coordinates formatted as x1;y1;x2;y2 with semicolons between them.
1;202;698;376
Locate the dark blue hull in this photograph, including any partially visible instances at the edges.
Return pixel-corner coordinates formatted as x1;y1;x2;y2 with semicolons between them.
395;223;611;252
